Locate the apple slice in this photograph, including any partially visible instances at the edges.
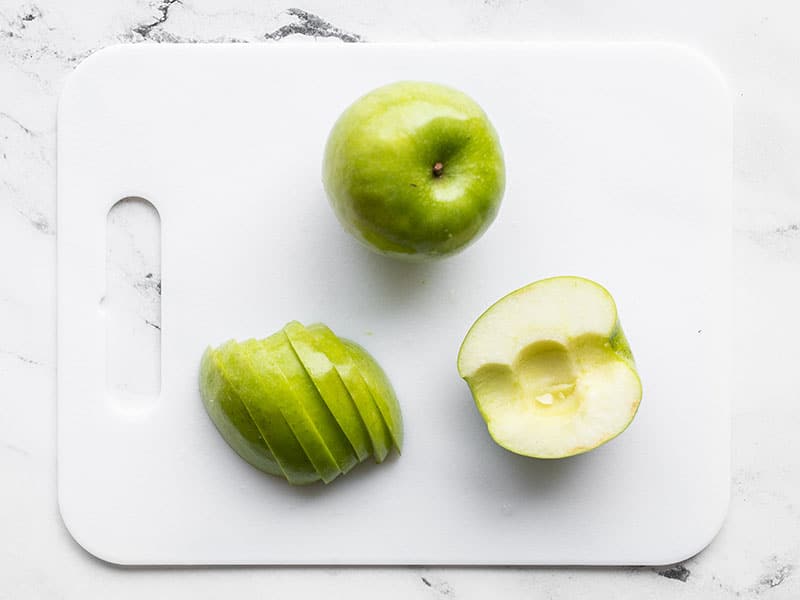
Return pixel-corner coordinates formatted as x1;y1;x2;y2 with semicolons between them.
254;333;355;482
306;323;393;463
216;340;321;485
264;332;359;476
457;276;642;459
284;321;372;462
199;346;283;477
342;339;404;453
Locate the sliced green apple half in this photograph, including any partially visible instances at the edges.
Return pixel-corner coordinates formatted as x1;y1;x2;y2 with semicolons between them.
199;323;403;484
457;276;642;459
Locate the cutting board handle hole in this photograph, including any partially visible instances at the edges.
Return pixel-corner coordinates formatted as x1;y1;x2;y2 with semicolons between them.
105;197;161;412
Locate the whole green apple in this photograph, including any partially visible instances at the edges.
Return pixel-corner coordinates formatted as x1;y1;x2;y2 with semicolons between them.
323;81;506;260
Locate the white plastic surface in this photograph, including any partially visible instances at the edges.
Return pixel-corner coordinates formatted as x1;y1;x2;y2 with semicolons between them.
57;43;731;565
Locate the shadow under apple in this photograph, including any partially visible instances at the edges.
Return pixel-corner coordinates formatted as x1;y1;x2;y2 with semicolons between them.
300;190;451;314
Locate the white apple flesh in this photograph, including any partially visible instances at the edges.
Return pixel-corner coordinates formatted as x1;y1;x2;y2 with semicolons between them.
457;276;642;459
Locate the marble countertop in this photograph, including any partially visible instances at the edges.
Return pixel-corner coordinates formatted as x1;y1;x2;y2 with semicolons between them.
1;1;798;597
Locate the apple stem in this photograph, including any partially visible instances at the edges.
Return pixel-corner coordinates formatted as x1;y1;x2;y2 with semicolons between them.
432;162;444;178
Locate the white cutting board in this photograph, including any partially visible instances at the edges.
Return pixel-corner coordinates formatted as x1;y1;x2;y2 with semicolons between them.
57;43;731;565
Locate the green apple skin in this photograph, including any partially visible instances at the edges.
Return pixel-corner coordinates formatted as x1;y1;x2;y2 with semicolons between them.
199;346;283;477
258;333;355;481
306;324;394;462
199;324;403;484
215;340;321;485
266;332;360;477
342;339;404;453
284;321;372;462
323;81;505;260
457;276;643;460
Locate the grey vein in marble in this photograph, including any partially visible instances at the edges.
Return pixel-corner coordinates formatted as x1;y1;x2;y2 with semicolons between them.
757;561;793;591
264;8;362;43
657;564;691;582
0;349;43;367
0;111;35;136
418;575;454;597
132;0;182;40
134;272;162;298
120;3;362;45
747;223;800;261
0;441;30;458
772;223;800;236
0;7;86;73
0;70;56;235
13;203;53;234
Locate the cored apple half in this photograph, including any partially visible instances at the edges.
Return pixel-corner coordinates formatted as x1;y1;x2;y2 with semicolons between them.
457;276;642;459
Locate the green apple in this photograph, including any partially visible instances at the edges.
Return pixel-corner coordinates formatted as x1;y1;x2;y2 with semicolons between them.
199;323;403;484
457;276;643;459
322;81;505;260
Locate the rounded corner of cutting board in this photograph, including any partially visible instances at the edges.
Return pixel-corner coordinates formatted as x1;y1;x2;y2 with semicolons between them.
648;488;731;567
59;490;135;567
58;44;142;119
644;42;732;112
